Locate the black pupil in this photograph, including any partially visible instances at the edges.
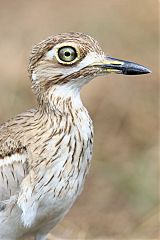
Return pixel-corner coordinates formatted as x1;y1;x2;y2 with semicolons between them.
65;51;71;57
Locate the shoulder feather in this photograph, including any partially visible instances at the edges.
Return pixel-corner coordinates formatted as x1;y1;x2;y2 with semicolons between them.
0;126;28;202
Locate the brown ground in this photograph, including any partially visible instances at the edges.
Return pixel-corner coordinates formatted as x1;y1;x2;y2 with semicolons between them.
0;0;158;239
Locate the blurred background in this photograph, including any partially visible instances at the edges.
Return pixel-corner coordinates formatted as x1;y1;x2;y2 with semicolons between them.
0;0;158;239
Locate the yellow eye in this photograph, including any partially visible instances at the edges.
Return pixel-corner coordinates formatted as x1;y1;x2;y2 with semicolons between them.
58;46;77;63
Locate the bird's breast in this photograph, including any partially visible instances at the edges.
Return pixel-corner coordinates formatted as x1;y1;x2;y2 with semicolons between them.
29;108;94;219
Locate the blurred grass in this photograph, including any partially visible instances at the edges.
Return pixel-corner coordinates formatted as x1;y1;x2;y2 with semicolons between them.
0;0;158;239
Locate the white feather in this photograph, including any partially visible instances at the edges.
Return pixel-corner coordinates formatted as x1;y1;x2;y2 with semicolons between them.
46;48;55;60
0;153;27;167
32;72;37;81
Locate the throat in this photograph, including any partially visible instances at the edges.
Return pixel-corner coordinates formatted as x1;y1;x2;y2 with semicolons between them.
39;85;83;114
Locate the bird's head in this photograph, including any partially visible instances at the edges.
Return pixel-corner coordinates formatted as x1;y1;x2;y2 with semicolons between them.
28;32;151;104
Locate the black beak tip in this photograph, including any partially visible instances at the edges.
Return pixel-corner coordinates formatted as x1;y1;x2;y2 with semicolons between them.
123;63;152;75
136;66;152;75
144;68;152;74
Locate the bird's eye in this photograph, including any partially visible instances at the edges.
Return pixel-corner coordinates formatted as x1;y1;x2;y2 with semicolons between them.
58;46;77;63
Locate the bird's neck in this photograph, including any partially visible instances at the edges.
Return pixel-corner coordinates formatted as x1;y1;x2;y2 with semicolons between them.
38;85;84;115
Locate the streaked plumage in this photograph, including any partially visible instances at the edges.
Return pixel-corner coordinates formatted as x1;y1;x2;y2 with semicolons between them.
0;32;151;240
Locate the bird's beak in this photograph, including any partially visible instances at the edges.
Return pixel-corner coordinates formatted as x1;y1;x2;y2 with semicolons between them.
96;56;151;75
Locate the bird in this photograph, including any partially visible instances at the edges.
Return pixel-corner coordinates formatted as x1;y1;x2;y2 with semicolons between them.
0;32;151;240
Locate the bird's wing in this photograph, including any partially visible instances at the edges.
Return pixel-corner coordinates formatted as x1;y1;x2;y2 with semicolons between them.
0;125;28;205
